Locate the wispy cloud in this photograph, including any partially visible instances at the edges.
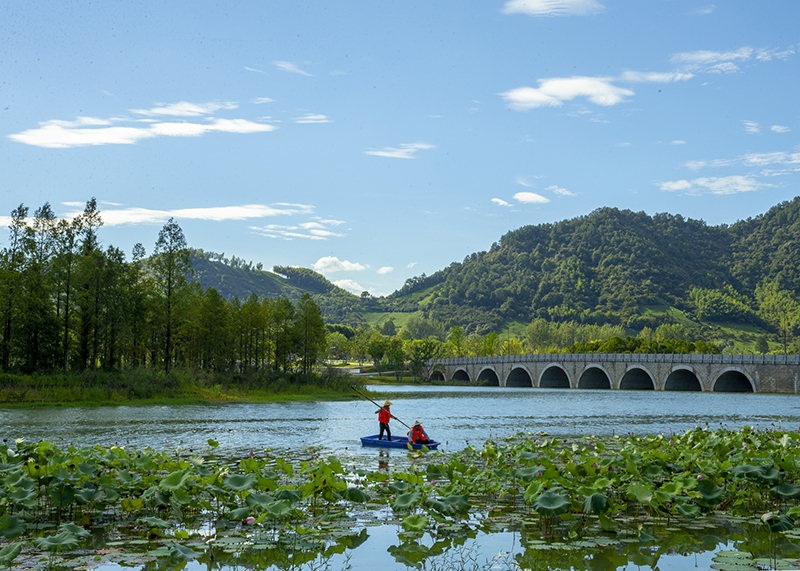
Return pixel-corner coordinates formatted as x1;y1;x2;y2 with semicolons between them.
514;191;550;204
60;202;314;226
252;97;275;104
364;142;435;159
685;150;800;171
131;101;238;116
502;0;603;17
377;266;393;274
657;175;767;195
515;175;542;187
618;71;694;83
407;262;417;269
771;125;791;133
294;113;332;124
313;256;366;273
492;198;512;207
693;5;716;14
547;185;576;196
274;61;312;76
671;46;795;74
9;101;276;148
743;120;761;134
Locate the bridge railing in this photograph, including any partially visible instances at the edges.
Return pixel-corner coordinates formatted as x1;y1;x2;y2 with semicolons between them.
431;353;800;367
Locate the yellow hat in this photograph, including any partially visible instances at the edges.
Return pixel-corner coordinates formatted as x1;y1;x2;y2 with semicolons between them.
383;400;392;406
413;420;421;426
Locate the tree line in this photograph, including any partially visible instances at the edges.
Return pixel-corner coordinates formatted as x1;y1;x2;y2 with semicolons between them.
0;200;327;377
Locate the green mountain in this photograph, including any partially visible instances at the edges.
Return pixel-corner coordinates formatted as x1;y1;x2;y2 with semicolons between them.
190;197;800;335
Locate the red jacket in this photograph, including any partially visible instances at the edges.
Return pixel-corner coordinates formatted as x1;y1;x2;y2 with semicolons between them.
409;425;428;443
378;407;390;423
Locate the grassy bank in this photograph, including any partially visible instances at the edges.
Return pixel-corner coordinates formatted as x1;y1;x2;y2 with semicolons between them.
0;368;365;407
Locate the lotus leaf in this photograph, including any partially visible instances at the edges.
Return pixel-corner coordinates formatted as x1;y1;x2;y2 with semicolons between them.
0;514;26;539
8;487;35;508
515;466;542;481
641;463;665;479
389;481;411;494
166;541;202;560
626;482;653;504
59;522;90;538
208;438;219;448
138;516;171;529
392;491;423;511
426;498;457;515
121;497;145;511
229;507;252;520
50;483;76;507
761;512;795;532
771;482;800;499
342;487;370;503
697;480;726;505
159;469;192;492
265;499;293;519
675;503;701;517
0;541;22;566
583;493;610;514
441;494;471;514
222;473;257;492
76;486;104;504
33;531;80;552
532;490;570;516
402;514;430;531
523;480;545;503
246;492;275;509
388;542;430;566
274;489;301;503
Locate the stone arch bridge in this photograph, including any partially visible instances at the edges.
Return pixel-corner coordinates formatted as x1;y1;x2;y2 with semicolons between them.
428;353;800;393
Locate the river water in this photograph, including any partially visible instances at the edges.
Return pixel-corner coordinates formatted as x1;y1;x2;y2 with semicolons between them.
3;386;800;571
2;385;798;455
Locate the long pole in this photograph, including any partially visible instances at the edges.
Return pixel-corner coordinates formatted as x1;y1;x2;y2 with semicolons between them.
351;386;411;430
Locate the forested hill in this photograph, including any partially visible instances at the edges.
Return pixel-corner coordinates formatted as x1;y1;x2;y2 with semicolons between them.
190;197;800;334
188;250;364;325
383;196;800;332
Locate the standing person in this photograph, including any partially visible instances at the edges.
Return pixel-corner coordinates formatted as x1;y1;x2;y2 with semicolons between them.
375;400;392;441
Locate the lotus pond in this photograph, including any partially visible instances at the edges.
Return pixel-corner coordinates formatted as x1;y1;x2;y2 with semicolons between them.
4;425;800;570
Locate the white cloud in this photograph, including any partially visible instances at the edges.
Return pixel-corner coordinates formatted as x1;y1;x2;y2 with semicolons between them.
407;262;417;269
294;113;332;124
657;175;766;195
9;111;276;148
684;150;800;171
619;71;694;83
671;140;686;145
313;256;366;273
515;175;541;187
500;77;635;110
131;101;237;117
364;142;435;159
514;191;550;204
377;266;393;274
771;125;791;133
274;61;312;76
502;0;603;17
547;185;576;196
332;279;365;294
492;198;512;207
252;97;275;104
743;120;761;134
670;46;795;74
61;202;314;226
694;5;716;14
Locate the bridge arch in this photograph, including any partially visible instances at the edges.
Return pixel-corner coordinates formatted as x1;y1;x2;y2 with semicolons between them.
451;368;471;383
665;367;702;391
429;370;445;382
477;367;500;387
506;366;534;388
578;366;611;389
619;367;655;390
713;369;754;393
539;365;570;389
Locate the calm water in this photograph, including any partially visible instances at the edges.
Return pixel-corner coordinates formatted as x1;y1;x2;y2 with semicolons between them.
2;386;799;455
4;386;800;571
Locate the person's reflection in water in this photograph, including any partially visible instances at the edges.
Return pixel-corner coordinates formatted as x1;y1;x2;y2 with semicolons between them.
378;450;389;472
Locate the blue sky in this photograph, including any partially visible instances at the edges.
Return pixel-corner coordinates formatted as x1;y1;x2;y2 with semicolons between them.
2;0;799;296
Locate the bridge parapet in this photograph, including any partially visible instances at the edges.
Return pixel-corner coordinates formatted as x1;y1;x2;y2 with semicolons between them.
429;353;800;394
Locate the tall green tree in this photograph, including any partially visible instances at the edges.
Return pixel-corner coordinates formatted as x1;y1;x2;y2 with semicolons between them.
151;218;191;373
0;205;29;372
296;293;326;375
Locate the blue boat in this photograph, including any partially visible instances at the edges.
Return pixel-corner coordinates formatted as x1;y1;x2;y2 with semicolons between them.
360;434;440;450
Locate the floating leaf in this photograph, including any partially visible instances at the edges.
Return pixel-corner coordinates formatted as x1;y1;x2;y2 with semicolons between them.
138;516;171;530
166;541;201;560
392;491;423;511
401;514;429;531
59;522;90;538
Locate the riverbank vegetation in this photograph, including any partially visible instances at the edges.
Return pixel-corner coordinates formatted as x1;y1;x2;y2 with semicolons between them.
2;426;800;569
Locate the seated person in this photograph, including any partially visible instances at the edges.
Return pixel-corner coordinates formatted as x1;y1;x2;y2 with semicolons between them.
407;420;430;444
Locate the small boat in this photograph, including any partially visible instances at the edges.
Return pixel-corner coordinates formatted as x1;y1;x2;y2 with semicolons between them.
360;434;440;450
